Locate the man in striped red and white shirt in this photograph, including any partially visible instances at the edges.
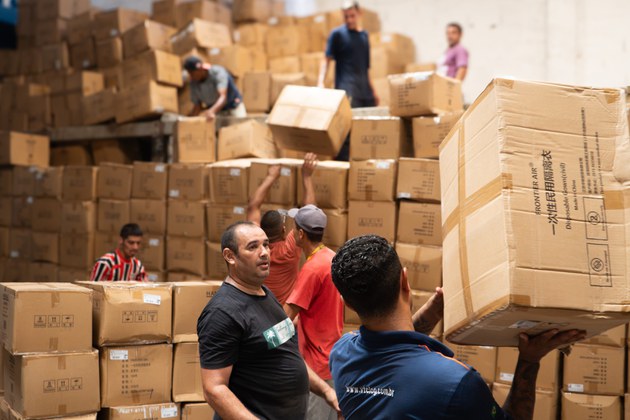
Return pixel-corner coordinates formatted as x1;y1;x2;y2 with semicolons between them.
90;223;147;281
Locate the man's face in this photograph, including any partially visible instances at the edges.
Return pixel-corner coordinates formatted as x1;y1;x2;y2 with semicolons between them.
187;68;206;82
120;235;142;259
343;7;360;31
230;225;271;284
446;26;461;47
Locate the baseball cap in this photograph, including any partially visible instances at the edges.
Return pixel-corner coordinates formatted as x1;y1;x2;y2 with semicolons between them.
183;56;203;72
287;204;327;234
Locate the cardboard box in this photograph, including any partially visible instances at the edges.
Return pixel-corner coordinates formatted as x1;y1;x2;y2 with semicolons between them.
122;49;183;88
218;120;278;161
208;45;264;79
269;56;300;74
349;117;410;161
115;82;178;124
93;231;119;261
167;237;206;277
30;261;60;283
167;272;203;282
168;164;208;201
265;25;308;59
322;208;348;247
130;199;167;235
496;347;559;391
582;324;627;348
248;159;297;206
167;200;207;237
100;344;173;407
348;159;397;202
268;85;352;156
31;231;59;264
34;18;68;47
170;19;232;56
397;202;442;246
348;201;397;243
174;117;216;164
242;71;272;112
205;241;227;280
59;233;94;269
4;349;99;419
440;79;630;346
82;88;116;125
32;198;61;232
40;42;70;72
0;132;50;168
12;166;38;197
96;36;123;68
389;72;463;117
205;204;247;242
11;197;32;229
34;166;62;198
101;65;124;90
493;383;556;420
103;403;180;420
270;72;306;106
77;281;172;346
406;63;437;73
563;344;625;395
233;0;271;23
412;112;463;159
173;342;204;402
444;341;497;383
9;229;32;261
70;36;96;70
0;199;11;227
0;168;13;196
62;166;98;201
175;1;232;30
51;145;93;166
151;0;178;27
97;163;133;200
93;140;139;165
67;10;96;45
172;281;222;343
208;160;250;204
182;403;215;420
132;162;169;199
66;71;104;96
97;200;130;233
1;283;92;353
0;226;8;257
234;23;268;48
369;46;404;80
122;20;175;59
61;201;96;234
396;242;442;292
93;8;149;41
58;266;90;283
396;158;441;203
369;33;415;68
561;393;621;420
296;161;349;210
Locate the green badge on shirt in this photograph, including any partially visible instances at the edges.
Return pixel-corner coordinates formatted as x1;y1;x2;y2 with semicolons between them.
263;318;295;349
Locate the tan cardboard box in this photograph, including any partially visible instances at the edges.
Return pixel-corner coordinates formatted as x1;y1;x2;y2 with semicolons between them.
406;63;437;73
140;235;166;271
170;19;232;56
10;197;32;229
94;231;119;261
395;242;442;292
96;37;123;68
208;160;251;204
132;162;169;199
61;201;96;234
175;1;232;30
62;166;98;201
167;236;206;277
172;281;222;343
4;349;99;419
233;0;271;23
100;344;173;407
349;117;410;161
410;290;442;336
0;226;8;257
268;85;352;156
1;283;92;353
2;258;29;283
31;231;59;264
495;347;559;391
321;208;348;247
101;65;124;90
59;233;94;269
561;392;621;420
69;36;96;70
493;383;556;420
241;71;271;113
444;341;496;383
248;159;298;206
34;18;67;47
208;45;263;79
93;8;149;41
174;117;216;164
296;161;349;210
115;81;178;124
65;71;105;96
0;132;50;168
348;159;397;202
77;281;172;346
396;158;441;202
93;140;139;165
40;42;70;72
12;166;38;196
82;88;116;125
265;25;308;59
168;272;204;282
182;403;215;420
168;164;208;201
205;241;228;280
218;120;278;161
269;72;307;106
97;199;130;233
130;199;167;235
582;324;627;348
389;72;463;117
30;261;60;283
301;52;334;87
0;167;14;196
97;163;133;200
122;20;176;59
173;342;204;402
122;49;183;88
269;56;300;74
234;23;268;49
58;266;90;283
51;145;93;166
396;202;442;246
151;0;178;27
440;79;630;346
9;228;32;261
0;199;11;227
103;403;180;420
167;200;207;238
67;10;96;45
369;33;414;68
563;344;625;395
347;201;397;243
206;204;247;243
412;112;463;159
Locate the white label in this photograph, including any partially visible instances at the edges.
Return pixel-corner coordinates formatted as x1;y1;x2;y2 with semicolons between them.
509;320;540;329
82;60;90;68
169;189;180;198
110;29;118;37
9;251;19;258
110;350;128;361
155;106;164;113
28;166;38;173
230;168;241;176
268;17;279;25
382;34;392;42
281;167;291;176
143;294;161;305
397;192;411;199
567;383;584;393
314;15;325;23
148;274;158;282
161;407;178;418
413;73;430;82
233;30;241;42
210;48;220;55
376;161;391;169
499;372;514;383
149;238;160;247
155;165;166;173
433;116;442;124
26;196;33;204
233;206;245;215
55;60;61;70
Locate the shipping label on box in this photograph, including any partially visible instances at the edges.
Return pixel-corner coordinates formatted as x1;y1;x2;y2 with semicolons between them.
97;163;133;200
97;199;131;233
174;117;216;164
348;201;397;243
62;166;98;201
348;159;397;202
167;237;206;277
130;199;167;235
396;158;440;202
397;202;442;246
496;347;559;391
218;120;278;162
248;159;297;206
412;112;462;159
172;281;222;343
395;242;442;292
561;392;622;420
206;204;247;243
168;164;207;201
31;231;59;264
167;200;207;238
132;162;169;199
296;161;349;210
173;342;204;402
350;117;410;160
206;241;227;280
563;344;625;396
61;201;96;234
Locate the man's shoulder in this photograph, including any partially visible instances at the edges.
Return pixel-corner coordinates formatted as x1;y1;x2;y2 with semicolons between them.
95;252;116;264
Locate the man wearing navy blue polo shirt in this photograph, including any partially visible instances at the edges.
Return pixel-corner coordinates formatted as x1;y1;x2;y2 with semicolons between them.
330;235;586;420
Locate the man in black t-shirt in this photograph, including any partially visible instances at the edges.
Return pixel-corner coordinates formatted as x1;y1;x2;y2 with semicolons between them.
197;221;340;419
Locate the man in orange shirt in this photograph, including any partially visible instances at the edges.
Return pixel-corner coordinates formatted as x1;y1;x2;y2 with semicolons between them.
246;154;318;304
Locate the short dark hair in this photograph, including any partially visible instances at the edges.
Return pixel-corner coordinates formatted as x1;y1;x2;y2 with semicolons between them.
342;1;359;11
447;22;463;34
120;223;143;239
221;221;257;256
295;222;323;244
331;235;401;319
261;210;284;240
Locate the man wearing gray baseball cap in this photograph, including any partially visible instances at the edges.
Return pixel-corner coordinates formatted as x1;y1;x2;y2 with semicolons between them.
283;205;344;420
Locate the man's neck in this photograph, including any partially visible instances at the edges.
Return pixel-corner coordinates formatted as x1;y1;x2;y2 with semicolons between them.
225;274;265;296
449;42;459;48
301;241;323;258
361;306;415;333
116;248;130;261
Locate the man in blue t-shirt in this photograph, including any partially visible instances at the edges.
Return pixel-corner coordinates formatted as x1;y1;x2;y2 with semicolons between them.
330;235;586;420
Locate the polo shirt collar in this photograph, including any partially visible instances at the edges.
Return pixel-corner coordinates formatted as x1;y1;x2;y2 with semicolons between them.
358;326;454;358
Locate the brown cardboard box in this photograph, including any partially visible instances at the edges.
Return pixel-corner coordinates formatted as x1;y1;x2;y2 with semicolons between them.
122;20;176;59
97;200;130;233
101;65;124;90
172;281;222;343
67;10;96;45
563;344;625;395
115;81;178;124
496;347;559;391
233;0;271;23
369;46;403;80
9;229;32;261
58;266;90;282
265;25;308;59
397;202;442;246
61;201;96;234
206;241;227;279
69;36;96;70
100;344;173;407
440;79;630;346
4;349;99;419
94;231;119;261
269;72;307;106
174;117;216;164
445;341;497;383
66;71;105;96
77;281;172;346
268;85;352;156
93;8;149;41
412;112;463;159
138;235;165;271
51;145;93;166
349;117;410;161
242;71;271;112
97;163;133;200
205;204;247;242
168;164;208;201
348;160;397;202
389;72;463;117
93;140;139;165
182;403;215;420
96;37;123;68
167;200;206;237
62;166;98;201
59;233;94;269
130;199;167;235
301;52;334;87
40;42;70;72
248;159;297;206
132;162;169;199
170;19;232;56
369;33;415;68
11;197;32;229
103;403;180;420
34;18;67;47
167;272;203;282
208;160;250;204
2;259;29;283
1;283;92;353
296;161;349;210
396;158;441;202
396;243;442;292
234;23;268;49
173;342;204;402
218;120;278;161
347;201;397;243
0;168;13;196
82;88;116;125
322;208;348;247
208;45;264;79
0;198;11;227
32;198;61;232
31;231;59;263
269;56;300;74
175;1;232;30
582;324;627;348
122;50;183;88
493;383;556;420
0;132;50;168
406;63;438;73
167;237;206;277
151;0;178;27
12;166;38;196
30;261;60;283
0;226;9;257
561;393;621;420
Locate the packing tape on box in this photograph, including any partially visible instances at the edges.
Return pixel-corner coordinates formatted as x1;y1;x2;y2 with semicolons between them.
50;337;59;352
51;291;61;307
603;189;626;210
58;354;66;370
58;404;67;415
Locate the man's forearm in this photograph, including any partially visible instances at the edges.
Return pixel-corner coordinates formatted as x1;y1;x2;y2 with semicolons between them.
318;59;329;86
456;67;467;81
502;358;540;420
209;95;227;114
205;385;258;420
302;175;316;206
306;363;332;398
247;175;277;223
190;104;201;116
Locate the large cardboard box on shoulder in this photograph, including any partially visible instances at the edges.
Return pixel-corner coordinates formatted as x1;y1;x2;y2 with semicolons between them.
563;344;625;395
347;201;397;243
122;50;183;88
561;393;621;420
182;403;215;420
116;81;178;124
348;159;397;202
349;117;410;161
396;158;440;202
168;164;208;201
207;160;250;204
0;132;50;168
440;78;630;346
395;242;442;292
389;72;463;117
170;19;232;56
242;71;271;113
132;162;168;199
268;85;352;156
206;204;247;242
248;159;298;206
413;112;463;159
493;383;556;420
172;281;221;343
103;403;180;420
218;120;278;161
122;20;176;59
174;117;216;164
297;161;349;210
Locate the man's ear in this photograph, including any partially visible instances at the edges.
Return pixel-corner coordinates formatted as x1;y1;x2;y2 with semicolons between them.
400;267;410;293
223;248;236;266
